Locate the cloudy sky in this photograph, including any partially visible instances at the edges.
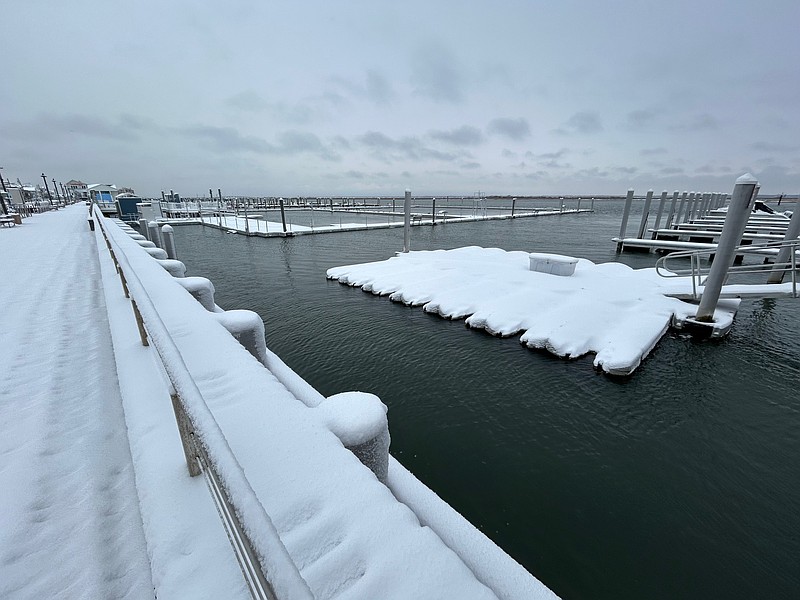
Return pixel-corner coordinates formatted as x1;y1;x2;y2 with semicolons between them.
2;0;798;197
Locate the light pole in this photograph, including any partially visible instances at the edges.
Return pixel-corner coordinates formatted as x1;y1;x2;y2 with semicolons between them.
0;167;8;214
41;173;53;203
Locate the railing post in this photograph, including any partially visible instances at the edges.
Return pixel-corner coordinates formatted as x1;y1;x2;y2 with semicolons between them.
130;298;150;346
170;392;201;477
695;174;759;322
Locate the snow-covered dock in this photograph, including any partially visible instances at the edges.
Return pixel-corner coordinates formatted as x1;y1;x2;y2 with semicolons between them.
1;205;558;599
199;208;591;237
327;247;741;375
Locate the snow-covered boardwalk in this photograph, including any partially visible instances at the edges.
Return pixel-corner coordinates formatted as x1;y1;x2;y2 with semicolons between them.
327;247;742;375
1;206;558;599
0;207;154;598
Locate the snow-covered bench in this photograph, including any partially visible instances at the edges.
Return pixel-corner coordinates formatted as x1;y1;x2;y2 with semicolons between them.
528;252;578;276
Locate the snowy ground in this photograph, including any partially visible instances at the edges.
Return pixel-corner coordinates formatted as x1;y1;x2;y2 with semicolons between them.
327;247;741;375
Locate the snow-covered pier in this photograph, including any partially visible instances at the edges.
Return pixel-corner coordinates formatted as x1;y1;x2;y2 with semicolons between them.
0;204;558;599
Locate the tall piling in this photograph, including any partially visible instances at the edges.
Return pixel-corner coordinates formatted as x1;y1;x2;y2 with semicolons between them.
403;189;411;253
767;201;800;283
617;189;635;251
139;218;150;241
637;190;654;239
279;197;287;233
652;191;668;237
695;174;759;322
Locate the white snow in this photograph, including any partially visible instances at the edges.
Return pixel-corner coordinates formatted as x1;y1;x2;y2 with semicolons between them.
327;247;740;375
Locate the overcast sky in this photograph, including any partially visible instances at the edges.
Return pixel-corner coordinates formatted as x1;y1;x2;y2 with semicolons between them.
2;0;798;197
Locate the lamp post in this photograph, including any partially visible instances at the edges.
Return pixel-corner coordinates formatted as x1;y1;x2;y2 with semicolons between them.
52;178;59;205
41;173;53;202
0;167;8;214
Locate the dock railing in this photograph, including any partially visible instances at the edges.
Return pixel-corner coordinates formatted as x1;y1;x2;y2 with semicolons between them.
93;206;314;600
654;238;800;300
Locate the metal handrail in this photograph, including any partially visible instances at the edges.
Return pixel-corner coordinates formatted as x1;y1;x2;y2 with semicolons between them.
93;207;314;600
654;238;799;299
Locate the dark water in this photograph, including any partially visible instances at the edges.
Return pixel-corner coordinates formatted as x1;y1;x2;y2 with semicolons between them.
172;200;799;600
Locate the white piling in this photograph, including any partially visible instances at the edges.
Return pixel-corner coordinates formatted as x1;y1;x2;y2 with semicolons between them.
161;224;177;260
767;201;800;283
652;191;668;236
695;174;759;322
147;221;162;248
665;191;680;229
675;191;688;224
403;189;411;253
617;189;635;251
637;190;654;239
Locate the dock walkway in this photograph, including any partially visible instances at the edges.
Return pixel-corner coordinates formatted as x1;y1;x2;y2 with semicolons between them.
0;206;155;598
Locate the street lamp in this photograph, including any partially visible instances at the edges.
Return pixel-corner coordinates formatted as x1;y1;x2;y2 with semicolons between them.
0;167;8;214
41;173;53;202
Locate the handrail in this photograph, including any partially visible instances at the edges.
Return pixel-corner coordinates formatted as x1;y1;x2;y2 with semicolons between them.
654;238;799;299
93;207;314;600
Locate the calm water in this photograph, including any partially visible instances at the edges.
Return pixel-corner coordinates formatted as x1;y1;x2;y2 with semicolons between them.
172;200;799;600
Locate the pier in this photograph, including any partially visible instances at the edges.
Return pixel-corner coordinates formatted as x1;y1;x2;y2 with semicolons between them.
0;204;557;599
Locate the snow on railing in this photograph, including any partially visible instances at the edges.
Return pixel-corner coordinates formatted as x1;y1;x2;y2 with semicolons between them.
93;206;314;600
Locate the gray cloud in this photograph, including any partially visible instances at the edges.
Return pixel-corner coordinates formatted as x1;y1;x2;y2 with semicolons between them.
358;131;461;162
614;166;638;174
660;167;684;175
6;113;142;141
429;125;485;146
410;42;465;103
750;141;799;152
672;113;720;131
487;118;531;141
557;111;603;135
625;109;660;130
176;124;273;153
641;147;668;156
538;148;569;160
460;161;481;170
540;160;571;169
365;70;394;105
225;90;269;112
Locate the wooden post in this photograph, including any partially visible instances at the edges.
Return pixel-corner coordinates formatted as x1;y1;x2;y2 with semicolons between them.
130;299;149;346
170;393;201;477
279;197;287;233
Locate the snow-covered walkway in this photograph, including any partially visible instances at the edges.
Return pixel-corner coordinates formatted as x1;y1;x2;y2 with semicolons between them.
0;207;154;598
